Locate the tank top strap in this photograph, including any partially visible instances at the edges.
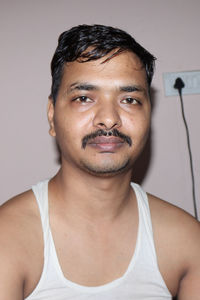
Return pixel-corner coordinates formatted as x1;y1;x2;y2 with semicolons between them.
131;182;157;260
32;180;50;254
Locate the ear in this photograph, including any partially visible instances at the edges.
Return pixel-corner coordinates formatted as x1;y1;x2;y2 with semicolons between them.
47;97;56;137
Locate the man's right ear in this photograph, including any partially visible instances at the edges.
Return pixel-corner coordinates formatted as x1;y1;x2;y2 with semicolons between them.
47;97;56;137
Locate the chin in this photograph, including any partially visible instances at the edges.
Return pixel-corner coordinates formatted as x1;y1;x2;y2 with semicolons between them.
79;158;131;177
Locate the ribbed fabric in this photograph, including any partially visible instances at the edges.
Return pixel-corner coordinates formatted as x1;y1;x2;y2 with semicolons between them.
25;180;172;300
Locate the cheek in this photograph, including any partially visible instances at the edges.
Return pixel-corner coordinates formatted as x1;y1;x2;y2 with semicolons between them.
54;111;92;148
123;112;150;138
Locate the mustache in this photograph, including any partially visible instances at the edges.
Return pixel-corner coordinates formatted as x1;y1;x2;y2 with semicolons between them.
81;129;132;149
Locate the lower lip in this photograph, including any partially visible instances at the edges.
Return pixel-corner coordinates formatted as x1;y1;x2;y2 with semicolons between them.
88;142;124;152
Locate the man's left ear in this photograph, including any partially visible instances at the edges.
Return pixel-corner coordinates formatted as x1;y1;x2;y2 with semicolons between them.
47;97;56;137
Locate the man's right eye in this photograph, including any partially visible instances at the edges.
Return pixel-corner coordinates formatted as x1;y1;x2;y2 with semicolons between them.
72;96;93;103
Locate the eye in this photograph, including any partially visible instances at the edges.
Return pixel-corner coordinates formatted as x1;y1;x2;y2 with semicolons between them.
121;97;141;105
72;96;93;103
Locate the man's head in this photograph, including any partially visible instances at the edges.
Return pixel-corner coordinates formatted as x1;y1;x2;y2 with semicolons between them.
50;24;156;105
48;25;155;177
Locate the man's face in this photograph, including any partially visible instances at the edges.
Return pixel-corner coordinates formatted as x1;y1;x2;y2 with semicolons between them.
48;50;151;177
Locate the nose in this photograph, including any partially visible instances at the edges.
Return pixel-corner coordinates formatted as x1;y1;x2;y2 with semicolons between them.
93;100;122;130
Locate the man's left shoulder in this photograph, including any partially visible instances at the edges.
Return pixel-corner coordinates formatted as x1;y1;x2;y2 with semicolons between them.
148;193;200;299
148;195;200;300
147;193;199;232
147;193;200;246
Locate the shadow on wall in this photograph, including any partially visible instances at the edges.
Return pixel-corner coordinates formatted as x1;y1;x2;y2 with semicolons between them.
131;86;157;184
52;86;157;184
131;129;152;184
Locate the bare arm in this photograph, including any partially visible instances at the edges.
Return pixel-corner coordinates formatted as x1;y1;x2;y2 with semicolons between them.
0;191;43;299
177;219;200;299
149;194;200;298
0;209;25;299
0;255;24;300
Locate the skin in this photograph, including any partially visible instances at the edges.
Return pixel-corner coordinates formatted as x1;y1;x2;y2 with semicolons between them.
49;51;150;177
0;50;200;300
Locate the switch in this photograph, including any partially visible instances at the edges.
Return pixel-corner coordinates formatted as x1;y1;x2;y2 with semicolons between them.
163;71;200;96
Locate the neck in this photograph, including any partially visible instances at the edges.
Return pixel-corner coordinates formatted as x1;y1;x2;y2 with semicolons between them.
49;163;135;223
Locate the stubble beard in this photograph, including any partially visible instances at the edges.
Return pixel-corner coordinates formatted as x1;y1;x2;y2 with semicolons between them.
78;128;133;177
79;155;132;177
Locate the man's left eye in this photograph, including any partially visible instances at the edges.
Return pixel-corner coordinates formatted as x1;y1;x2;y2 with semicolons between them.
121;97;140;105
73;96;92;103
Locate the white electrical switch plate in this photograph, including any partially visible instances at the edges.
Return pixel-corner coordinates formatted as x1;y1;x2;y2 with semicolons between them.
163;71;200;96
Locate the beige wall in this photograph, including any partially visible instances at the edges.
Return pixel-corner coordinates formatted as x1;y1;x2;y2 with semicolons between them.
1;0;200;217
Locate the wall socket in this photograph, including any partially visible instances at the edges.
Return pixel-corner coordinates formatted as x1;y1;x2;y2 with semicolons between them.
163;71;200;96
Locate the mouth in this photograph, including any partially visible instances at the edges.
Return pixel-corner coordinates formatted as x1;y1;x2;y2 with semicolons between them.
82;128;132;150
88;136;125;152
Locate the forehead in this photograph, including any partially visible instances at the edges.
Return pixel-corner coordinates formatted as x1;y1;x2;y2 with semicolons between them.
60;51;147;91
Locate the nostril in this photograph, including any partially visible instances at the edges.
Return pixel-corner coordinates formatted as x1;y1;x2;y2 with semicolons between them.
97;122;120;131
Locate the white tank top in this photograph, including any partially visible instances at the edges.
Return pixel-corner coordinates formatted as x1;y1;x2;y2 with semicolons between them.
25;180;172;300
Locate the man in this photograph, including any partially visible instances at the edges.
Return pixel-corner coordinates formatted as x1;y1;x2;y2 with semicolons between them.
0;24;199;300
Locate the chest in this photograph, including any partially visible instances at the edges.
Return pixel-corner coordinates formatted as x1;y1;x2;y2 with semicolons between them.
50;218;138;287
50;216;184;298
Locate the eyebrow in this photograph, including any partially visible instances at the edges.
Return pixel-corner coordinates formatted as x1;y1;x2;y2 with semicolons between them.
67;82;146;95
69;82;99;93
119;85;146;93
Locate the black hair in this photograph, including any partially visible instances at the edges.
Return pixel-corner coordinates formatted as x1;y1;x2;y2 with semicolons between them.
50;24;156;104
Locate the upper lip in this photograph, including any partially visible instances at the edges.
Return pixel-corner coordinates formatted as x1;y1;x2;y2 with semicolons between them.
88;136;124;144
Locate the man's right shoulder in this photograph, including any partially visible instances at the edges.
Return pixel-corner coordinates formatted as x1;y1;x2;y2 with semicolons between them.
0;189;43;299
0;189;39;239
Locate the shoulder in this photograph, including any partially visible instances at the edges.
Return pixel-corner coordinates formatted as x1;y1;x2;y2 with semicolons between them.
147;193;200;241
148;193;200;295
0;189;42;263
0;189;43;295
0;188;37;237
0;189;40;239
